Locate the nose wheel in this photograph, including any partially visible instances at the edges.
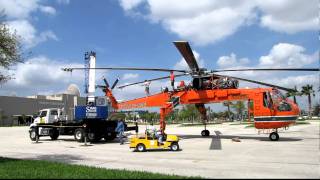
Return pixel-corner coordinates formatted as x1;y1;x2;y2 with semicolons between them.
201;130;210;137
269;132;279;141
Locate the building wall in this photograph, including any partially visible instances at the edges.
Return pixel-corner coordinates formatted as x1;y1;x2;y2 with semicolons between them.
0;95;86;126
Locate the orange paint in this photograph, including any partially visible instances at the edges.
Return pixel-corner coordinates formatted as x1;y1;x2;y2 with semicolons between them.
105;87;299;132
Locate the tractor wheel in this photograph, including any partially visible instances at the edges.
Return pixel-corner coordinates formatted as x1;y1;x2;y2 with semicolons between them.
136;143;146;152
170;142;179;151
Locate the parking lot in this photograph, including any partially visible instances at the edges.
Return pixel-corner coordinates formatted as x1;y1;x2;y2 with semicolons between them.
0;121;319;178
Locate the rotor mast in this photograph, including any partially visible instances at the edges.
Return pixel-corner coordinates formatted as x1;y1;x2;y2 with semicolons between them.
86;51;96;105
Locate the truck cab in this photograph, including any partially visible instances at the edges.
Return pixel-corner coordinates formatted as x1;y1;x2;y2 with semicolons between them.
33;108;64;124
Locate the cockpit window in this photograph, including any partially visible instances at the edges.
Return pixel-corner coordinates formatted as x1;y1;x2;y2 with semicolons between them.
277;101;292;111
263;92;273;109
271;89;286;102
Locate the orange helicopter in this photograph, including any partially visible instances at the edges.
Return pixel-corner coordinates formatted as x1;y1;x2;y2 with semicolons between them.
63;41;319;141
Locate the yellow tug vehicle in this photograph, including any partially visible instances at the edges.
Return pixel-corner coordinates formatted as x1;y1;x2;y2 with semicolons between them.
130;133;180;152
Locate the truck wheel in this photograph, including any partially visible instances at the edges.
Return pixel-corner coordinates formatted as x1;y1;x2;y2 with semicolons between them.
74;128;84;142
29;128;37;141
87;132;97;142
104;133;117;141
50;129;59;140
88;132;102;142
170;142;179;151
136;143;146;152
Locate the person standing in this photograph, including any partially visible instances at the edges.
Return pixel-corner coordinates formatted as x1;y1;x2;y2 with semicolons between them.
115;119;125;145
170;71;175;90
143;80;151;96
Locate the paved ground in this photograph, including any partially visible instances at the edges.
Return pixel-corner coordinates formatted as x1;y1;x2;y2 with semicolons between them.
0;121;319;178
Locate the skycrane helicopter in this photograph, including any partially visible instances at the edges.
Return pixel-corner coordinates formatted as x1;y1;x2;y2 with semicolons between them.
62;41;319;141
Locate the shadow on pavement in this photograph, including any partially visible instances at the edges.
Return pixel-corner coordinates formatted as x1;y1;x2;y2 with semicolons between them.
179;134;303;142
32;154;85;164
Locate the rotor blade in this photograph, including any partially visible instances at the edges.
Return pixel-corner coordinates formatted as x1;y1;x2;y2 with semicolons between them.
103;77;110;88
212;68;320;72
117;73;189;89
173;41;199;71
61;67;187;73
214;74;296;92
111;78;120;90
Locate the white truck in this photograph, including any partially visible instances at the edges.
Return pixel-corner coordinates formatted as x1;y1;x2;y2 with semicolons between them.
29;108;138;143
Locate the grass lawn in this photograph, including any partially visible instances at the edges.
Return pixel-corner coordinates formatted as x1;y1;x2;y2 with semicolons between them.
0;157;200;179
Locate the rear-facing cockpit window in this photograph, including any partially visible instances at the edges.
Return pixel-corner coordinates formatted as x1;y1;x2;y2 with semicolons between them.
263;92;273;108
277;102;292;111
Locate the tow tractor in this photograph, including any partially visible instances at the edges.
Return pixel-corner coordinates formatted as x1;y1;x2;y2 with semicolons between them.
129;128;180;152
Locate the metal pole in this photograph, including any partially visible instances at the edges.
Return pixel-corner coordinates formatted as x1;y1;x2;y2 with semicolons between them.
35;126;39;143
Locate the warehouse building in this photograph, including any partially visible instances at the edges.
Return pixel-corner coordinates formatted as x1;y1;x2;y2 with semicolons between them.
0;84;87;126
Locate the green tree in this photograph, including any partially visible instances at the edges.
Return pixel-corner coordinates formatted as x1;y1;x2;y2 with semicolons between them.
167;109;179;124
109;112;126;121
231;101;246;122
223;101;233;121
301;85;315;117
312;103;320;116
139;111;159;124
178;105;201;124
0;19;24;83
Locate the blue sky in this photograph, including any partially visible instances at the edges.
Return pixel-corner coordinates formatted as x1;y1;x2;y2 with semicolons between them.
0;0;319;111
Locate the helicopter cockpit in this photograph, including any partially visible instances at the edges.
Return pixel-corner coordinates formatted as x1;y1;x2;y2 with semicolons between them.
270;89;292;112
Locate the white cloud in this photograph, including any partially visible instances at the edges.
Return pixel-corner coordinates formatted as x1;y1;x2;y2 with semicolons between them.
39;6;56;15
0;56;84;96
118;0;318;45
119;0;145;11
122;73;139;80
6;20;58;48
0;0;39;19
174;51;204;70
257;0;318;33
216;43;318;69
217;53;250;68
57;0;70;5
258;43;318;67
215;43;319;109
0;0;57;18
147;0;256;45
0;0;58;48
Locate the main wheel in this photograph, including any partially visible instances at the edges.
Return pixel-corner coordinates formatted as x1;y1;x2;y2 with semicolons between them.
201;130;210;137
74;128;84;142
87;132;96;142
269;132;279;141
170;142;179;151
50;129;59;140
104;132;117;141
136;143;146;152
29;128;37;141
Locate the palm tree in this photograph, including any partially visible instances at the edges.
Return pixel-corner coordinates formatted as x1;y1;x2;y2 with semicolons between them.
223;101;233;121
285;86;301;104
301;85;315;117
231;101;246;123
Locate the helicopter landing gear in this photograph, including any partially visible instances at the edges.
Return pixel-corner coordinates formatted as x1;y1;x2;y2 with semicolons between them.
269;131;279;141
201;130;210;136
201;124;210;137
